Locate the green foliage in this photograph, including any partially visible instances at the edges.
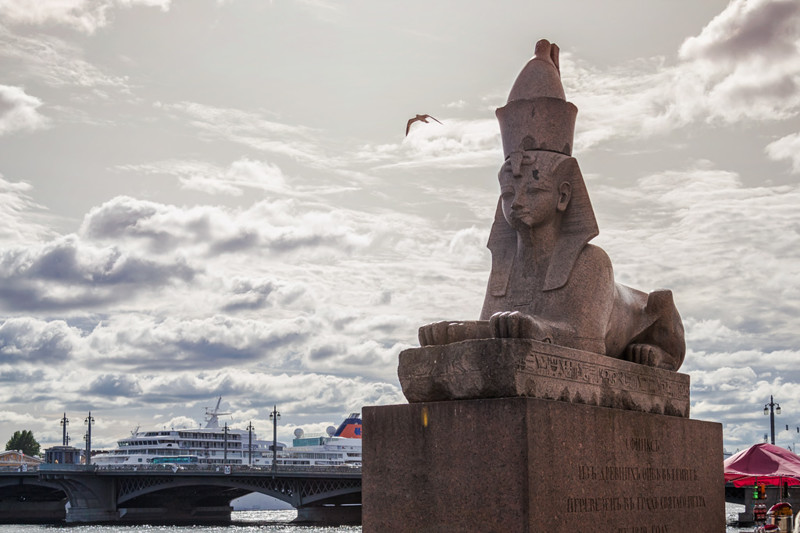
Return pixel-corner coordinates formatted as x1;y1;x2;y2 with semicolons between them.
5;430;41;457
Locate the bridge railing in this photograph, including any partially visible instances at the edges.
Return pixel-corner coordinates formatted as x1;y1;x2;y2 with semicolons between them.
38;463;361;474
0;465;39;472
96;463;362;474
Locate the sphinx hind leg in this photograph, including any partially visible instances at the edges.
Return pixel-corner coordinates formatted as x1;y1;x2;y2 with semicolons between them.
625;289;686;371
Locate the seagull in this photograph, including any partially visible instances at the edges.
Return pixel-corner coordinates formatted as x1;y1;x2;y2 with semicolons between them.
406;114;442;136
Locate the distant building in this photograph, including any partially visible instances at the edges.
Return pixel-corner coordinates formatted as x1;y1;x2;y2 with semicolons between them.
44;445;82;465
0;450;43;470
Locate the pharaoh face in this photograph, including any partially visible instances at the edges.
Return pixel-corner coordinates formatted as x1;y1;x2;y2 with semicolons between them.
498;151;570;231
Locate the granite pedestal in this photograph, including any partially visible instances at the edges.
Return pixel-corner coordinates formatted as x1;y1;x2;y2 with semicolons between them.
363;397;723;532
399;339;690;417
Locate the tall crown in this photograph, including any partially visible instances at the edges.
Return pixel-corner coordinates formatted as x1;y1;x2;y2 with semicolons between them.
496;39;577;158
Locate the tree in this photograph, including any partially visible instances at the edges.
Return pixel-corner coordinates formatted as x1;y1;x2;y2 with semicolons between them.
5;430;41;457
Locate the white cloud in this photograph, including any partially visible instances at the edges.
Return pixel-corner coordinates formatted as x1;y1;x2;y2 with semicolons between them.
0;234;196;312
360;118;501;170
444;100;467;109
593;163;800;344
0;317;82;363
448;226;488;268
678;0;800;122
559;0;800;150
765;132;800;173
157;101;320;161
0;0;171;34
679;0;800;64
585;160;800;449
0;175;56;244
0;85;48;135
115;158;288;196
80;195;373;259
0;25;130;92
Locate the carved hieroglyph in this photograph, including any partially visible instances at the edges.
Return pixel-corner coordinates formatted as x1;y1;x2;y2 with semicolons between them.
403;39;687;407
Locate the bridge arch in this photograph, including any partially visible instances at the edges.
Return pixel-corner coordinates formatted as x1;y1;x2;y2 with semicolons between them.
0;473;67;523
115;472;361;508
38;466;361;525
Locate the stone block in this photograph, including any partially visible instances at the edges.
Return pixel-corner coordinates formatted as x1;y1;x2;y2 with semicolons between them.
399;339;690;417
363;398;723;533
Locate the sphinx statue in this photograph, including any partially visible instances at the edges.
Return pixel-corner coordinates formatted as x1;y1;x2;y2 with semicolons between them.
418;39;685;372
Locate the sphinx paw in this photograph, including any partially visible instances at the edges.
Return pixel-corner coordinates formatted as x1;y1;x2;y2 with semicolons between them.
490;311;552;342
624;344;676;371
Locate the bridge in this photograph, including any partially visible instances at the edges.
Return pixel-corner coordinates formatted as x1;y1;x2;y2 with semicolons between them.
0;470;67;523
1;464;361;525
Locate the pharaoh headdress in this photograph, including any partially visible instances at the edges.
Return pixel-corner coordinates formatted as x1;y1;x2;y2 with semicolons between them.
486;39;599;297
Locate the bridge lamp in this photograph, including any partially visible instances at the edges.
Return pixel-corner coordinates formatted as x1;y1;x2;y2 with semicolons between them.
84;412;95;466
61;413;69;446
246;422;255;466
270;406;280;470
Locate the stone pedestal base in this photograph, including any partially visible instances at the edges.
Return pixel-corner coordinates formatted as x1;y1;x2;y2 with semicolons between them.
363;398;723;533
399;339;690;417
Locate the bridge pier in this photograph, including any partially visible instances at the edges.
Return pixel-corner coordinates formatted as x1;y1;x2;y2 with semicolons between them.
42;469;119;523
66;505;232;524
294;504;361;525
117;505;232;524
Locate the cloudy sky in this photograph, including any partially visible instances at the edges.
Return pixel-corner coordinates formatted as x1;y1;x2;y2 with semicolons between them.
1;0;799;454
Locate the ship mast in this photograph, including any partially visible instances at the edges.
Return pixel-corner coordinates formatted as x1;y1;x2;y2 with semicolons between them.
204;397;231;429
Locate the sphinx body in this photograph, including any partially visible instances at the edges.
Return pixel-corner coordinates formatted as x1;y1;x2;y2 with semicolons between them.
478;151;685;371
418;39;685;372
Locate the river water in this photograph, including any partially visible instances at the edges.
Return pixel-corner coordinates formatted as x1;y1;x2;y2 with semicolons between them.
0;504;764;531
0;510;360;532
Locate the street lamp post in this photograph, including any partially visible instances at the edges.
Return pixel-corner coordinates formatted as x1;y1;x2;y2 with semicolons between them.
246;421;254;466
764;395;782;445
223;422;229;464
60;413;69;446
84;412;94;466
269;405;280;472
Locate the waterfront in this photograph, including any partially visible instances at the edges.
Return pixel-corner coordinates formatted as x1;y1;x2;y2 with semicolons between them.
0;510;361;532
0;503;764;531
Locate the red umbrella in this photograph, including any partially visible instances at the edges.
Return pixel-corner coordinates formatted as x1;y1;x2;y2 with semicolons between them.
725;443;800;487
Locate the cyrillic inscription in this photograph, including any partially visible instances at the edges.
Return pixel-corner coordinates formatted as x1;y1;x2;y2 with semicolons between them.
578;465;698;482
566;495;706;513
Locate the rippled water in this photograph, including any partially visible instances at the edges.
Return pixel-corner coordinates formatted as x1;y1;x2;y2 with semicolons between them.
0;510;361;532
0;504;757;531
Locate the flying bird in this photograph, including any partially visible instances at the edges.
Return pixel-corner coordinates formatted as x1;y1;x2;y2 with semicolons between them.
406;114;442;136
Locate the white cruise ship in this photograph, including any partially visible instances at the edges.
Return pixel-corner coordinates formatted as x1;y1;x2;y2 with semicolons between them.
277;413;362;467
92;399;286;467
92;400;362;468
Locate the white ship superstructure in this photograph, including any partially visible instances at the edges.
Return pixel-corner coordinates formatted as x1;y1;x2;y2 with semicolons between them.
93;398;284;467
277;413;362;467
92;400;362;468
